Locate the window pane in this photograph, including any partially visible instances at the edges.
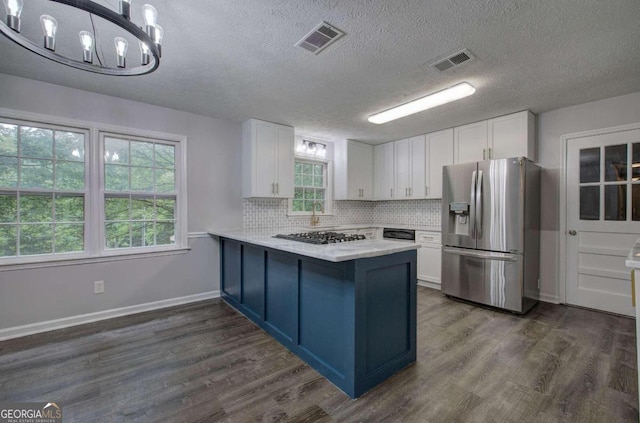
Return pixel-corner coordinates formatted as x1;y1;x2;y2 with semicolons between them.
131;167;154;191
580;147;600;183
0;194;17;222
131;141;154;166
580;186;599;220
21;127;53;159
155;144;175;168
0;124;17;156
314;164;323;176
20;223;53;255
317;189;325;200
132;198;155;220
294;174;303;186
304;189;314;200
303;201;314;212
105;137;129;164
633;143;640;181
132;221;154;247
294;188;303;199
156;199;175;220
55;195;84;222
55;223;84;253
604;185;626;221
156;221;175;245
302;175;312;186
55;131;84;161
105;197;130;221
604;144;627;182
292;199;303;212
20;158;53;188
0;224;17;257
633;185;640;221
314;176;323;187
105;222;130;248
155;169;175;193
302;163;313;174
55;161;85;190
20;194;53;222
0;156;18;188
105;164;129;191
294;162;302;174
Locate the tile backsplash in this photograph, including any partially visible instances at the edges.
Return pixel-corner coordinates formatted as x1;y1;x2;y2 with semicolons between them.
243;198;441;229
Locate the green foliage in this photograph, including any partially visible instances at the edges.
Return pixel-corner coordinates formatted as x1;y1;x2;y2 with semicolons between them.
19;223;53;255
0;194;17;222
0;124;17;155
21;126;53;159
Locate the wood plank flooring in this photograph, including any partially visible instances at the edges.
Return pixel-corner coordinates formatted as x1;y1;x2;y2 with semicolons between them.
0;287;637;422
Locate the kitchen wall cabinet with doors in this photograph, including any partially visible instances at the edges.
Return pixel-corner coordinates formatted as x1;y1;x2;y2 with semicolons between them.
453;111;535;164
335;140;374;200
425;128;454;199
416;231;441;289
374;142;395;200
242;118;294;198
395;136;426;199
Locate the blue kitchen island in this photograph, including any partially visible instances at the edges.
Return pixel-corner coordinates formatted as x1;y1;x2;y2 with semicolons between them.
210;229;418;398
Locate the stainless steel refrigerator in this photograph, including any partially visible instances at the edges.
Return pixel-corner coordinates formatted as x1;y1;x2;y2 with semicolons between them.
441;157;540;313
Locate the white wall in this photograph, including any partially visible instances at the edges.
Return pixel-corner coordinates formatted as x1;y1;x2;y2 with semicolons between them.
0;73;243;331
537;90;640;302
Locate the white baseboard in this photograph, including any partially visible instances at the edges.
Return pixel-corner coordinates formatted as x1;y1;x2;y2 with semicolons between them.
539;293;560;304
0;291;220;341
418;280;441;290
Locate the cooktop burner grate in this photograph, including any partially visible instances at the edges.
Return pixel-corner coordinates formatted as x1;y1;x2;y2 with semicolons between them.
274;231;366;245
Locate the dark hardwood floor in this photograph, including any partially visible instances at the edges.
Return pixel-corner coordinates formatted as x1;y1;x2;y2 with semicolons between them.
0;287;637;422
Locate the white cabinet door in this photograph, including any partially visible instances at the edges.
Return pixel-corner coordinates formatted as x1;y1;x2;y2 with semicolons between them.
351;141;374;200
426;128;454;198
394;139;410;198
454;120;488;164
374;143;395;200
409;135;426;199
488;111;535;161
416;231;442;286
243;119;294;198
275;125;294;197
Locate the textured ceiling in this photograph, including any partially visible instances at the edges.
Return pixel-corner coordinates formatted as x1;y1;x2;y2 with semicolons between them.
1;0;639;144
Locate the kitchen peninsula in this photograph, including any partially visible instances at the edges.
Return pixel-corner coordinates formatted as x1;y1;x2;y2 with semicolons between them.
209;229;419;398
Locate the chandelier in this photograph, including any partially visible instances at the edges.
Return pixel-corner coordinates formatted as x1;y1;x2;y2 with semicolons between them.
0;0;163;76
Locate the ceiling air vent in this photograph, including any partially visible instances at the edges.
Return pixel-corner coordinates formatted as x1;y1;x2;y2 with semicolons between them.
296;22;345;54
431;49;475;72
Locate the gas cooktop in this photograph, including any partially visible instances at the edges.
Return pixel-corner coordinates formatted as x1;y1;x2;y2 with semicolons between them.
274;231;366;245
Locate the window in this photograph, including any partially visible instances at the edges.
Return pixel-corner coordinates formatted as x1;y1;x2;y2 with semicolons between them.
0;113;186;264
0;121;87;258
291;159;330;214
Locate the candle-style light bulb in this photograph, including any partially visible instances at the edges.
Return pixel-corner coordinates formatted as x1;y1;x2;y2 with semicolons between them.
114;37;128;68
152;24;163;57
119;0;131;20
40;15;58;51
141;4;158;40
79;31;94;63
139;40;151;65
3;0;23;32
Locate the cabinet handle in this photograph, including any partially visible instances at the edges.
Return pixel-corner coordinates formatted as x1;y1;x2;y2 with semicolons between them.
488;147;493;159
271;183;275;194
425;186;429;196
390;188;393;198
409;187;412;197
483;148;486;160
276;183;279;194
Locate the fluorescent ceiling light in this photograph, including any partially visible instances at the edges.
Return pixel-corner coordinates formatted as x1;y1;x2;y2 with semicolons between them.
368;82;476;124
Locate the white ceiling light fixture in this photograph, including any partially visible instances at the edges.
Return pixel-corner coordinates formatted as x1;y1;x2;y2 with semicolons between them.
368;82;476;124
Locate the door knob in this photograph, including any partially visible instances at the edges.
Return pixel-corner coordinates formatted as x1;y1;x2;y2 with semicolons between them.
568;230;577;236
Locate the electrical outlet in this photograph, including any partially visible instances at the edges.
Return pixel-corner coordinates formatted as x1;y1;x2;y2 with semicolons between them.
94;280;105;294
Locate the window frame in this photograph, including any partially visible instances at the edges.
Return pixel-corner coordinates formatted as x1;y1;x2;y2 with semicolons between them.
288;158;333;216
0;108;188;267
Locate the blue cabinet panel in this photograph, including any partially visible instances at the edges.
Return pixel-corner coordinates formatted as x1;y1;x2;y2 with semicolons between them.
221;239;241;302
242;244;265;320
363;263;411;374
299;260;349;378
265;251;298;342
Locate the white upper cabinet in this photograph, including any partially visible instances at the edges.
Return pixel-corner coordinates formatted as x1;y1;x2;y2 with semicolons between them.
395;136;426;199
374;142;395;200
488;111;535;161
242;119;294;198
335;140;374;200
453;111;536;164
425;128;454;198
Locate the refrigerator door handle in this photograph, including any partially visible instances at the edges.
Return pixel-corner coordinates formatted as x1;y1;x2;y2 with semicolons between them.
443;247;520;262
469;170;477;239
476;170;483;240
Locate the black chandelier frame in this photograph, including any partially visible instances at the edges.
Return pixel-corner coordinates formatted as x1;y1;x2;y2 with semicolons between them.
0;0;161;76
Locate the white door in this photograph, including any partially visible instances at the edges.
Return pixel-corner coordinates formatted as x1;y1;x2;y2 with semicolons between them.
566;127;640;316
375;143;395;200
255;121;277;197
409;135;426;199
395;139;410;198
426;128;454;198
454;120;487;164
274;125;294;198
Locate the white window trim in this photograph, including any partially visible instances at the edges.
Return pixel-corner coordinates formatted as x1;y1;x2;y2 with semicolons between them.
0;107;188;267
287;158;334;216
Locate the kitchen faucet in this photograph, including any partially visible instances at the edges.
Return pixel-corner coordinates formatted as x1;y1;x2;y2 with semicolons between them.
310;201;324;227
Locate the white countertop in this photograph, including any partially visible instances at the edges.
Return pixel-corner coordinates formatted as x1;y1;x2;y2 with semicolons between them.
625;239;640;269
298;223;441;232
209;228;420;262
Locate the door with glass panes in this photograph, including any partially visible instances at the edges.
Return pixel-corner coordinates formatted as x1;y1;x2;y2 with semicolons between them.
566;127;640;316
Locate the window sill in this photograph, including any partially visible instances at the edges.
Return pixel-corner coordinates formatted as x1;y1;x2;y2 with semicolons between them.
286;212;335;217
0;246;191;272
